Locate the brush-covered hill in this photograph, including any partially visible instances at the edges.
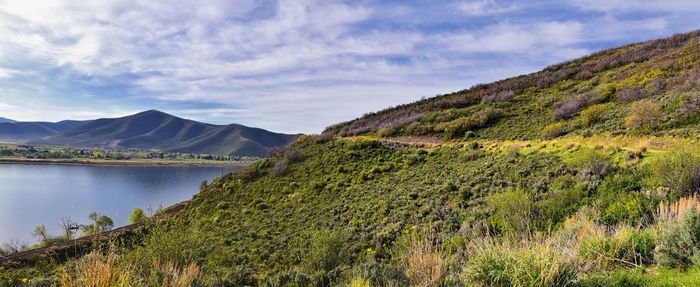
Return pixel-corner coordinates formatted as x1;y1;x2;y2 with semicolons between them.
325;30;700;142
24;110;300;157
0;120;84;143
7;31;700;286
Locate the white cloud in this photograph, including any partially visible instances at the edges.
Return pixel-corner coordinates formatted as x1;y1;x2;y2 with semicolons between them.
0;0;696;133
456;0;517;16
569;0;700;13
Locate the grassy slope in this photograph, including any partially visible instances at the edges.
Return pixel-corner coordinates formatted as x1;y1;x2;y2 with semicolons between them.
324;30;700;141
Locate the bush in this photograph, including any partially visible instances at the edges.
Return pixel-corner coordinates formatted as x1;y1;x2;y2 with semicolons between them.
616;87;649;102
655;207;700;269
439;108;501;139
595;174;652;226
541;122;566;139
482;90;515;102
624;99;663;130
647;150;700;199
580;103;612;126
303;229;350;284
486;190;532;236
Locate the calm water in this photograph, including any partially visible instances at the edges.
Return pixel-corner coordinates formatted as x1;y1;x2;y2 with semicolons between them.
0;163;241;244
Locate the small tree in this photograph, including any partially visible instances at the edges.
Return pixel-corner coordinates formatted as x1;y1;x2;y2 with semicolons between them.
81;212;114;236
129;208;145;224
59;217;77;240
32;225;49;242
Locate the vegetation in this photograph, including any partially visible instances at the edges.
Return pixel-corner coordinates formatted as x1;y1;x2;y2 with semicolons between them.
6;29;700;286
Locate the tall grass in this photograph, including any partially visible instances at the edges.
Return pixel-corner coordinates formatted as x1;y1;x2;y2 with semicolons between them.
397;231;445;287
463;236;579;287
59;248;202;287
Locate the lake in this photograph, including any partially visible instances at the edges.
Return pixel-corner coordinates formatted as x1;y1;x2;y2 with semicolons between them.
0;163;242;244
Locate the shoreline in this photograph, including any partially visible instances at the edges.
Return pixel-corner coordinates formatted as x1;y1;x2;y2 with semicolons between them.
0;157;254;167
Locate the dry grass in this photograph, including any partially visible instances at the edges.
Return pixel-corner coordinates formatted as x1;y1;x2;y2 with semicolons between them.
657;195;700;221
59;248;202;287
156;260;203;287
400;231;445;287
60;248;131;287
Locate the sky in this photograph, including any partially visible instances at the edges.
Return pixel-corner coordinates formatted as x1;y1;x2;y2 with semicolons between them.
0;1;699;133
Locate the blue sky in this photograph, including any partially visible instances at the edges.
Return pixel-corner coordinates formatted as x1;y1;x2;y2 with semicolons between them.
0;0;699;133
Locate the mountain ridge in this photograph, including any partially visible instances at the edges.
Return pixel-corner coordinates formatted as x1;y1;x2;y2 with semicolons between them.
1;110;299;157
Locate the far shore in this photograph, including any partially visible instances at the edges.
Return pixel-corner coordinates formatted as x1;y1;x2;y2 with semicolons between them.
0;157;254;167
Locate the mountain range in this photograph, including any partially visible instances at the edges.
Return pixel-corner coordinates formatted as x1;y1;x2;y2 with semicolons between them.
0;110;299;157
0;117;15;123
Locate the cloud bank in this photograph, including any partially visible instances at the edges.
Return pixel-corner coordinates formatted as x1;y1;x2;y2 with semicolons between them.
0;0;699;133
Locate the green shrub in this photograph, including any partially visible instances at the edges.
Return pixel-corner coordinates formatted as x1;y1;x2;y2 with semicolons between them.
439;108;500;139
580;103;612;126
594;174;654;226
647;150;700;199
655;207;700;269
486;190;532;236
541;122;566;139
302;229;350;285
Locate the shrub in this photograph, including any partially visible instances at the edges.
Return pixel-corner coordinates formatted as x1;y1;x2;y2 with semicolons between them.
647;150;700;199
486;190;532;236
580;103;612;126
541;122;566;139
568;149;612;192
270;159;288;176
482;90;515;102
616;87;649;102
595;174;652;226
552;91;601;121
624;99;663;130
303;229;350;283
655;207;700;269
439;108;501;139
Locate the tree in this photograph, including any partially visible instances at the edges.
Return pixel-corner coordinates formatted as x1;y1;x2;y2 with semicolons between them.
59;217;77;240
81;212;114;236
129;208;145;224
32;225;48;242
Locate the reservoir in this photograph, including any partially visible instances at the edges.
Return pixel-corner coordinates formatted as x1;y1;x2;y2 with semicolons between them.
0;163;242;244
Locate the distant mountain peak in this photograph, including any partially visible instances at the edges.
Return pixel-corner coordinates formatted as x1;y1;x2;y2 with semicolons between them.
0;117;16;124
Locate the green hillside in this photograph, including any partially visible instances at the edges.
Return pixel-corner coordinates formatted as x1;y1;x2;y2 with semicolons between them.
5;30;700;286
325;30;700;142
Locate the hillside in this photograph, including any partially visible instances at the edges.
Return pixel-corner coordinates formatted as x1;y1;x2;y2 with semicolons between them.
6;30;700;286
21;110;299;157
325;30;700;142
0;120;84;143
